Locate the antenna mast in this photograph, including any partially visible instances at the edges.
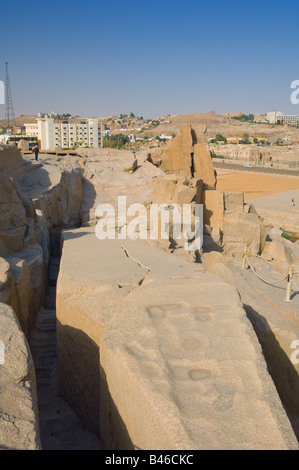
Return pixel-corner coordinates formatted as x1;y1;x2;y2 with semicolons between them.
5;62;15;128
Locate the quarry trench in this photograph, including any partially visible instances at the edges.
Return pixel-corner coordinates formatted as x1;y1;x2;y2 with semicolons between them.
28;226;299;449
5;148;296;449
28;228;103;450
28;232;299;450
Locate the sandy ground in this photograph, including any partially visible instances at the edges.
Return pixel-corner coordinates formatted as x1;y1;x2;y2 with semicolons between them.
247;188;299;216
217;172;299;201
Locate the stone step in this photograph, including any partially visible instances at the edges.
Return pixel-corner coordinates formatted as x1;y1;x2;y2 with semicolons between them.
31;251;102;450
30;346;57;359
30;335;57;347
35;321;56;332
45;296;56;310
39;307;56;315
46;287;57;298
48;263;60;282
33;357;57;369
36;313;56;323
49;258;60;268
36;373;57;387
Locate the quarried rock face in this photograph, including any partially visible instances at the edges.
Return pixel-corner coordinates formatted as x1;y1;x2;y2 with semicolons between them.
0;302;41;450
223;212;268;256
154;125;216;188
0;146;26;179
0;174;26;257
17;139;30;152
56;228;298;450
0;258;19;316
193;142;216;188
202;190;224;230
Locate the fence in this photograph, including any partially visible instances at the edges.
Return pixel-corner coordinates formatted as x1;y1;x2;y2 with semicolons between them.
241;244;299;302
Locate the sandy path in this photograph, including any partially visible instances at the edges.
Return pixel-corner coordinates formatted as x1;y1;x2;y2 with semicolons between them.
217;172;299;201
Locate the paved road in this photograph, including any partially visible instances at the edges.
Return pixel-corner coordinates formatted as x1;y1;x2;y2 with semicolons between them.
214;161;299;177
248;188;299;216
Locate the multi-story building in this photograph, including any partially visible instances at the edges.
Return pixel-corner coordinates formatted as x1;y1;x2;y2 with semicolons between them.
266;111;299;126
276;112;299;126
24;122;39;138
25;115;102;150
266;111;277;123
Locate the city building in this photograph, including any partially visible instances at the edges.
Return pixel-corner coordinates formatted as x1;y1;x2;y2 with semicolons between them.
253;114;266;122
25;115;102;150
266;111;277;123
266;111;299;126
276;112;299;126
24;123;39;138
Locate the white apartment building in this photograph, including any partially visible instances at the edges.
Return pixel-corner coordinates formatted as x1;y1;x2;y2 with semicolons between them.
276;112;299;126
24;123;39;138
266;111;299;126
38;117;55;150
25;116;102;150
266;111;277;123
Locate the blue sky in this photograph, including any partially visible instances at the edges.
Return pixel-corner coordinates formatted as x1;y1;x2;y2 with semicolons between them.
1;0;299;118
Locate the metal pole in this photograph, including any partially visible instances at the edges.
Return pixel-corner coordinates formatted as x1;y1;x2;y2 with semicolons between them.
242;244;248;269
5;62;9;128
285;266;294;303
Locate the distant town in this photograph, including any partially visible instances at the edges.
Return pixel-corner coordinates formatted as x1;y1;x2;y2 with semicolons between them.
0;109;298;173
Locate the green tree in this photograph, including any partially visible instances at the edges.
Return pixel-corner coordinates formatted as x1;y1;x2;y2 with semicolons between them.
242;133;251;144
215;134;227;143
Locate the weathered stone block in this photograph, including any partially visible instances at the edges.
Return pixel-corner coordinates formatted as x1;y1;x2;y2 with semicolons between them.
0;302;41;450
202;190;224;229
224;192;244;213
223;212;268;256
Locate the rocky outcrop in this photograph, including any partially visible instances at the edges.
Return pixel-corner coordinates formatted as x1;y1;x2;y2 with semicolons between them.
0;258;19;316
36;168;84;228
17;139;30;152
262;241;293;266
0;145;26;179
0;142;298;451
0;174;27;257
223;212;268;256
56;227;298;450
151;125;216;188
0;302;41;450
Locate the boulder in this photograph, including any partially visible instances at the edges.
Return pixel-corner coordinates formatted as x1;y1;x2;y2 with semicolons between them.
223;212;268;256
262;241;293;265
0;146;26;178
174;184;196;206
224;192;244;213
0;258;19;317
0;173;26;256
159;125;216;188
244;203;257;214
6;258;34;337
202;189;224;230
6;246;46;327
160;125;194;176
0;302;41;450
123;155;137;173
17;139;30;152
193;143;216;188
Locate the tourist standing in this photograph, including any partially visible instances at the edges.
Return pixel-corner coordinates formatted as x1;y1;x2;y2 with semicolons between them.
32;144;39;161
